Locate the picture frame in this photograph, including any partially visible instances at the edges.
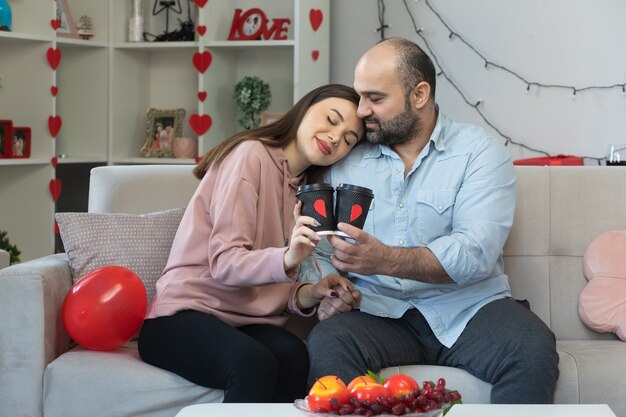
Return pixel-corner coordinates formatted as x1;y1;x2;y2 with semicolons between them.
140;108;186;158
260;112;285;126
12;127;31;159
56;0;79;39
0;120;13;159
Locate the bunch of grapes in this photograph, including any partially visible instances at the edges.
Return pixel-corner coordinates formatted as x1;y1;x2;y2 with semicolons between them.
318;378;462;416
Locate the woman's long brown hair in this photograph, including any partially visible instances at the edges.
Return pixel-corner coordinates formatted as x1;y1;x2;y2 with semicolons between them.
193;84;361;182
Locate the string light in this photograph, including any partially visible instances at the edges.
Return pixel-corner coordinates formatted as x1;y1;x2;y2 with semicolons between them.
376;0;625;164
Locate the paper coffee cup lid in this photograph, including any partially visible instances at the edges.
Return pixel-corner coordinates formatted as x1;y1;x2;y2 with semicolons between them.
337;183;374;197
296;182;334;195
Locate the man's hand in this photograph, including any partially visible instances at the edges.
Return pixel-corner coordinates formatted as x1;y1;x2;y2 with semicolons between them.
329;222;388;276
317;275;362;320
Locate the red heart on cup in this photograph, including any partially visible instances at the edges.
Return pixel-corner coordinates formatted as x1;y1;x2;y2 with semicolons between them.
48;115;63;137
350;204;363;222
192;51;212;74
189;114;212;136
47;48;62;70
197;25;207;36
49;179;62;202
311;50;319;61
194;0;208;7
197;91;207;102
50;19;60;30
51;85;58;96
309;9;323;31
313;199;327;218
51;156;58;168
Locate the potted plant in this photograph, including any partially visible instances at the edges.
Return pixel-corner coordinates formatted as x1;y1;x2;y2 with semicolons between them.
234;76;271;129
0;230;20;264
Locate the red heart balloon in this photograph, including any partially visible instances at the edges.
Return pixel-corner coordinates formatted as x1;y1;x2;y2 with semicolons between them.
197;25;207;36
192;51;212;74
49;179;62;202
313;199;327;218
48;115;62;137
51;19;60;30
189;114;212;136
47;48;62;70
51;156;58;168
194;0;208;7
312;50;320;61
51;85;58;96
350;204;363;222
197;91;207;102
309;9;323;31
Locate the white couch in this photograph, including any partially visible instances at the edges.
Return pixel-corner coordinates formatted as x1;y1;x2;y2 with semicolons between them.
1;164;626;417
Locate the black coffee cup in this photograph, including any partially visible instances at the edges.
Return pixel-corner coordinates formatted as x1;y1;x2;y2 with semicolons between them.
296;183;336;235
334;183;374;237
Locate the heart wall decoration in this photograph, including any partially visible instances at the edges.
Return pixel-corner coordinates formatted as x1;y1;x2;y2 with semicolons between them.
189;114;212;136
49;179;62;202
46;48;62;70
312;50;320;61
309;9;323;31
48;115;62;138
192;51;213;74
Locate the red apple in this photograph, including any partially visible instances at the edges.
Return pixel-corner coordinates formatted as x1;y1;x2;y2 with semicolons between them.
307;375;349;412
347;374;377;391
383;373;420;398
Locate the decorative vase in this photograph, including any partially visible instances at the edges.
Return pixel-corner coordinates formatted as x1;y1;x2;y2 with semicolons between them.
0;0;12;32
173;137;198;159
128;0;143;42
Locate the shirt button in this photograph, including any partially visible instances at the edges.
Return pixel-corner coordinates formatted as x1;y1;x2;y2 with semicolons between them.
398;239;404;245
398;202;404;208
395;168;401;174
438;204;443;210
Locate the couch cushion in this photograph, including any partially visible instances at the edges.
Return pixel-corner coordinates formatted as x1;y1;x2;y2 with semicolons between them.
43;343;223;417
55;208;184;306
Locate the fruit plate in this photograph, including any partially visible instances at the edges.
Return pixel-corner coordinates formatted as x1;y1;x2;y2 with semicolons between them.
293;399;447;417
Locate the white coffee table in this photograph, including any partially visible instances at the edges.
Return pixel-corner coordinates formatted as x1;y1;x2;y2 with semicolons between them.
176;403;617;417
445;404;617;417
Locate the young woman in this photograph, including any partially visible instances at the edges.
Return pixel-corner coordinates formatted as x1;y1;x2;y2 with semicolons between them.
138;84;364;403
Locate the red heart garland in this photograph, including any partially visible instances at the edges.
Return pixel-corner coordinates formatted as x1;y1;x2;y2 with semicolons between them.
189;114;212;136
50;19;60;30
51;156;58;168
194;0;208;7
309;9;323;31
197;91;207;102
313;199;327;218
54;222;60;235
197;25;207;36
350;204;363;222
49;179;62;202
46;48;62;70
48;115;62;137
312;50;320;61
195;156;203;164
51;86;58;96
192;51;212;74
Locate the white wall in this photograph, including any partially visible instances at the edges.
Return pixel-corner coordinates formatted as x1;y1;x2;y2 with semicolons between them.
330;0;626;163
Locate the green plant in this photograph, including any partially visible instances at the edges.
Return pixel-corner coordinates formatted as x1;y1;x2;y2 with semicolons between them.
234;76;271;129
0;230;20;264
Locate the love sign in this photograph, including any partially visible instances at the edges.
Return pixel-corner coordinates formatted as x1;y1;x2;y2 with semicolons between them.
228;8;291;41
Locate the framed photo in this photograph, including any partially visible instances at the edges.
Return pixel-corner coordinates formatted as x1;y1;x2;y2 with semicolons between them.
56;0;79;39
12;127;31;159
140;108;185;158
260;112;284;126
0;120;13;159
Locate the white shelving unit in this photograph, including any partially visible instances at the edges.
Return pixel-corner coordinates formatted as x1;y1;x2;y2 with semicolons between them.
0;0;329;261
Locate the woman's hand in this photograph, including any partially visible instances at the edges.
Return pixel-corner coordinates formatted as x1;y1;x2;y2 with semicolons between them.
283;200;321;271
296;274;355;310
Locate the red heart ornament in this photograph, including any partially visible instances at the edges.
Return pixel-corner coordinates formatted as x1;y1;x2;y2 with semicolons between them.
192;51;212;74
194;0;208;7
195;156;203;164
51;85;58;96
51;19;60;30
51;156;58;168
350;204;363;222
313;199;327;218
49;179;62;202
54;222;60;235
47;48;62;70
197;91;207;102
312;50;319;61
197;25;207;36
48;115;62;137
189;114;212;136
309;9;323;31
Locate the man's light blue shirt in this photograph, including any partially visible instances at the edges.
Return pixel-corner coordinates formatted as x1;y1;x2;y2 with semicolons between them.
301;112;516;348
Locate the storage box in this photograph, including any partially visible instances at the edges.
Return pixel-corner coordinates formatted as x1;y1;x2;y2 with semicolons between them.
513;155;583;166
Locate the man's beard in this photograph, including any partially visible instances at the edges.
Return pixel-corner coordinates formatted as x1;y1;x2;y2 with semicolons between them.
365;99;421;146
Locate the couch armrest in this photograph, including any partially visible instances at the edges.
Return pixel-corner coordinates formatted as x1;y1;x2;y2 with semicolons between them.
0;254;72;417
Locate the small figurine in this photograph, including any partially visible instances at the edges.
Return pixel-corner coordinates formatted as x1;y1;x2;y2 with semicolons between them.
77;15;94;40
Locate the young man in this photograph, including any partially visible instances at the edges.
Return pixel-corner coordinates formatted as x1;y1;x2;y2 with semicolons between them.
304;37;559;403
